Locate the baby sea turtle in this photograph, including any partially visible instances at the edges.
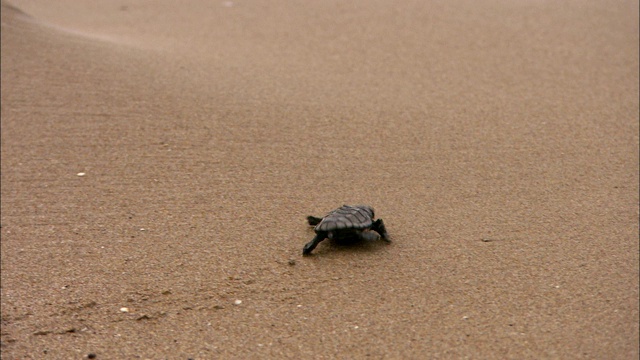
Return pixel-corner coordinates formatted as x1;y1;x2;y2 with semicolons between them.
303;204;390;255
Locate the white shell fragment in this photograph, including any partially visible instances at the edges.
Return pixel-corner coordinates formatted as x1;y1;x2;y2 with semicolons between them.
234;300;242;305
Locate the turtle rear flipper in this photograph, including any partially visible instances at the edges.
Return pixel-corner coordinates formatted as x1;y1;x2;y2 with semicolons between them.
307;216;322;226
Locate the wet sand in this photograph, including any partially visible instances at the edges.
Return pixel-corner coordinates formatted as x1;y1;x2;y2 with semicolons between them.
1;0;638;358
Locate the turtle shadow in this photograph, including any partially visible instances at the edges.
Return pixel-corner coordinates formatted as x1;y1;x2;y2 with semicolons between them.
319;236;390;255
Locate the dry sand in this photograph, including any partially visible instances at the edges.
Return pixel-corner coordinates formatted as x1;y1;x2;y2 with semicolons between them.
1;0;638;359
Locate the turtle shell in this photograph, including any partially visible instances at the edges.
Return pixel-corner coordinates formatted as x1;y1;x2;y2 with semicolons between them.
314;205;374;232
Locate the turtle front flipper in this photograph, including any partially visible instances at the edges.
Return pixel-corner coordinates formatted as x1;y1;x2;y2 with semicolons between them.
371;219;391;242
307;216;323;226
303;231;327;255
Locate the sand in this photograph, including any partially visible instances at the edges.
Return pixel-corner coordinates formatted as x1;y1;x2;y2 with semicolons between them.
1;0;638;358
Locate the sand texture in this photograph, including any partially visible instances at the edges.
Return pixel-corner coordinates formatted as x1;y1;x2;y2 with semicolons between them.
1;0;639;358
